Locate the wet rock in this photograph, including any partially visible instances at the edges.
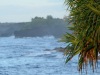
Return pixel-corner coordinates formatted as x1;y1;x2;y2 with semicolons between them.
54;47;65;53
98;55;100;59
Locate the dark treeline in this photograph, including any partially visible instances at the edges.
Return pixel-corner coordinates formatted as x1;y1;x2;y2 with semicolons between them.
0;15;70;38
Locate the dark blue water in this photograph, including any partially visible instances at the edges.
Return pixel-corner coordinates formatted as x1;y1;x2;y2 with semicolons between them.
0;36;99;75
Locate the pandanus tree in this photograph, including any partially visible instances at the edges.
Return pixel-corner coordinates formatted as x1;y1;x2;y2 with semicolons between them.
64;0;100;72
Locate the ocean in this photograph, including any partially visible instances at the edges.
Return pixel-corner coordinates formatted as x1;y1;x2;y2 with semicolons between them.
0;36;99;75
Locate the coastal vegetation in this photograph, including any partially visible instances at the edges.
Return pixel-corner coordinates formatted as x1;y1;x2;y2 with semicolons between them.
0;15;69;38
64;0;100;72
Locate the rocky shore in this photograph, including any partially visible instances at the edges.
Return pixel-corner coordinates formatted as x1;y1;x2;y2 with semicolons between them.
53;47;66;53
54;47;100;60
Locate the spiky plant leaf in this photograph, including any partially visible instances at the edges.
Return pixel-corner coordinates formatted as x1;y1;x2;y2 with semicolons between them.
64;0;100;73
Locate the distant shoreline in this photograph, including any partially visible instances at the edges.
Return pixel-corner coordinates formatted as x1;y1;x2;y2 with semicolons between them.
0;16;70;38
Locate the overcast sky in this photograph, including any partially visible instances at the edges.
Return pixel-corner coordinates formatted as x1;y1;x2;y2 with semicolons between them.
0;0;69;22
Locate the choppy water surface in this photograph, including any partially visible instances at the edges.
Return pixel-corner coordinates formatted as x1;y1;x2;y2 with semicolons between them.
0;36;100;75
